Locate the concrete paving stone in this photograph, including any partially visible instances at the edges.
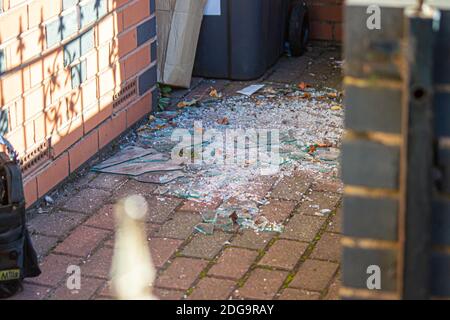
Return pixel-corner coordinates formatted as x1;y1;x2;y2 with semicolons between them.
208;248;259;280
278;288;321;300
155;257;209;290
281;215;326;242
27;254;81;287
298;191;341;216
238;268;288;300
154;212;202;240
231;230;275;250
61;188;111;214
146;196;183;223
54;226;111;258
270;173;310;201
113;179;158;199
28;211;86;237
259;199;296;224
290;259;338;292
181;231;232;260
311;232;342;262
258;240;308;270
188;277;235;300
31;234;59;261
88;173;128;190
50;277;104;300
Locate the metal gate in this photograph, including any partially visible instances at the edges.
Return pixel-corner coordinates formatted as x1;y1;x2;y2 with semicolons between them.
342;0;450;299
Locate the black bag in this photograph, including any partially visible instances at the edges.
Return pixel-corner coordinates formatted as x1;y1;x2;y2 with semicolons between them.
0;153;41;298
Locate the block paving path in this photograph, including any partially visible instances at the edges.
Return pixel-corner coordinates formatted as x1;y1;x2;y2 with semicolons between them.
13;170;342;300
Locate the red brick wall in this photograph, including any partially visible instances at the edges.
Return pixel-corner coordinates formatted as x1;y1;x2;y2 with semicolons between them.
306;0;343;42
0;0;157;207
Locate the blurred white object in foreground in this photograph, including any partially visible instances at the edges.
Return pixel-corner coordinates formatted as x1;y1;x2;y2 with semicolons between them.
110;195;157;300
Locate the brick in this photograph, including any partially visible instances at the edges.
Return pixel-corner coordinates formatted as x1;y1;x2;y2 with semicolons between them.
342;139;400;189
28;0;62;28
281;215;326;242
51;277;104;300
62;188;111;214
179;197;222;213
114;179;157;199
117;28;137;56
54;226;110;257
136;17;156;46
310;21;333;40
344;196;398;241
36;152;70;197
345;85;402;134
290;259;338;292
299;191;341;216
259;240;308;270
89;173;128;191
154;212;201;240
208;248;258;280
8;283;52;300
29;210;85;237
150;40;157;62
342;247;397;292
123;0;150;30
311;232;341;262
155;257;208;290
46;8;79;48
432;199;450;246
231;230;275;250
28;254;81;287
270;173;310;201
309;4;342;22
69;130;99;172
82;246;113;279
188;277;235;300
80;0;107;27
98;111;127;148
153;287;184;300
149;238;183;268
238;269;287;300
278;288;320;300
138;65;157;96
145;196;183;224
181;231;232;260
84;204;115;230
126;91;152;127
0;5;27;42
24;177;38;208
259;199;296;224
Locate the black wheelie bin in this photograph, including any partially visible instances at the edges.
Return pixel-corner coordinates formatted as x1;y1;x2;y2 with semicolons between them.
193;0;290;80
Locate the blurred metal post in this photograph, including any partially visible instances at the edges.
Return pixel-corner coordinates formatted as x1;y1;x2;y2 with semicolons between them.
401;3;440;299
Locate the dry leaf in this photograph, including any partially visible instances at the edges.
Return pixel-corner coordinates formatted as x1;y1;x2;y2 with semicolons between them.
217;117;229;125
297;82;310;90
331;105;342;111
209;88;222;98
